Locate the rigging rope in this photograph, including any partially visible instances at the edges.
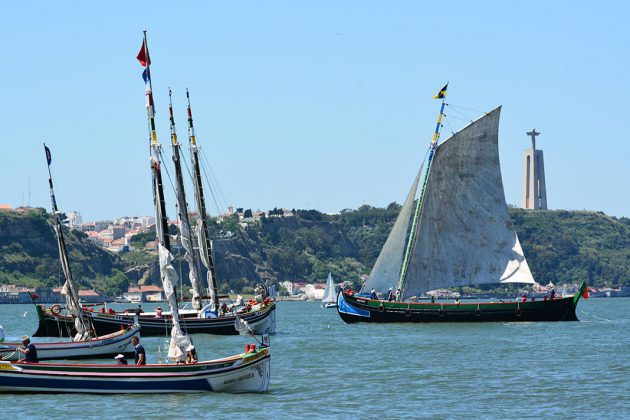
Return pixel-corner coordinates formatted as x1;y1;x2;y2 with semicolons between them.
199;147;229;214
158;149;179;198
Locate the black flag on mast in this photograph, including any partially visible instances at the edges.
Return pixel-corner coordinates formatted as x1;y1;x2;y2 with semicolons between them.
44;145;52;166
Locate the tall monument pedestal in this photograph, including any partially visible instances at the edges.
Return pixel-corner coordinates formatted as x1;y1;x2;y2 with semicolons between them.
521;129;547;210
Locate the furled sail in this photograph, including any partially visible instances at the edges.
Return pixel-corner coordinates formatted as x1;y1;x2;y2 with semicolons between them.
141;32;191;360
159;243;192;359
321;272;336;304
169;90;204;310
187;90;219;314
44;145;91;342
402;107;534;298
361;168;422;293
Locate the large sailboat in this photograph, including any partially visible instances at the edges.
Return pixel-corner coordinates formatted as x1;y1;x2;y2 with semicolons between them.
338;86;588;323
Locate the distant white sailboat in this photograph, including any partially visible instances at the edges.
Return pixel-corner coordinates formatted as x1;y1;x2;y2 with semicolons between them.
321;273;338;309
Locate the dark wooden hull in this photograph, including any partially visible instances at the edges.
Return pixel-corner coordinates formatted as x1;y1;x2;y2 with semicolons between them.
337;291;581;323
33;302;276;337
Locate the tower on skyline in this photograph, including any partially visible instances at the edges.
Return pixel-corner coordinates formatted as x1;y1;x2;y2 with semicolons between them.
521;129;547;210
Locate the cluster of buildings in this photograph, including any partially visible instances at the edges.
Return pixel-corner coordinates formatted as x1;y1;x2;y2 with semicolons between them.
280;280;327;300
218;206;295;227
0;284;107;304
0;284;165;304
72;214;156;253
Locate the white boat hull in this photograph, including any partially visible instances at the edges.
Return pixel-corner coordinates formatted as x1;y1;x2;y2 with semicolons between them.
0;347;270;394
0;326;139;361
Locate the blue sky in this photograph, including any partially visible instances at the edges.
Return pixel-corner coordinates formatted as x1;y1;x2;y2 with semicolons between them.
1;1;628;220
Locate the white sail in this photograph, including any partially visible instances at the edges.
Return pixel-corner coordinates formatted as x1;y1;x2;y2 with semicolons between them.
159;243;191;360
197;220;217;310
361;168;422;293
402;107;535;298
321;272;336;304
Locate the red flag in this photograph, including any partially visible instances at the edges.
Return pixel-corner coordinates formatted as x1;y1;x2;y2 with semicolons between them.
137;40;151;67
582;286;590;300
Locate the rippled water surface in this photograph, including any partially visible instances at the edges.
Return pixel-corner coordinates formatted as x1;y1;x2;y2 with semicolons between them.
1;298;628;419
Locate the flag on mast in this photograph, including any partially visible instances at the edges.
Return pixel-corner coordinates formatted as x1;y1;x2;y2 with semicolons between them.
44;145;52;166
136;40;151;67
433;83;448;99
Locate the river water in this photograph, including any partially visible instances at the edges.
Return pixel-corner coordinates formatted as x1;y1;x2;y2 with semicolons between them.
0;298;628;419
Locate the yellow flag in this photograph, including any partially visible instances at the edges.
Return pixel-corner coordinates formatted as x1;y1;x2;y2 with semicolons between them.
433;83;448;99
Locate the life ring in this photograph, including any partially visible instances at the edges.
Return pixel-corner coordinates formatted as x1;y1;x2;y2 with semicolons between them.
438;308;445;317
405;309;411;317
515;308;522;317
475;309;482;317
51;304;62;316
378;303;385;313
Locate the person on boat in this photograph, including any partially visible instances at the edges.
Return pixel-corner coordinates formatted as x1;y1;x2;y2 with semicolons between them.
220;302;229;316
455;297;461;305
131;336;146;365
550;288;556;300
16;335;38;363
370;289;378;300
154;307;163;318
0;324;4;343
521;293;527;302
185;345;198;364
431;295;436;303
387;289;394;302
395;289;401;301
135;305;143;316
114;354;128;365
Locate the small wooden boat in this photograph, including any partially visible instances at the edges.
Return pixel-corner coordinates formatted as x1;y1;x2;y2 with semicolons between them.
0;325;139;361
0;345;270;393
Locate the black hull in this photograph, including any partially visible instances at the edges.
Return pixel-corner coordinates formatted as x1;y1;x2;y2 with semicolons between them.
33;303;276;337
337;291;581;324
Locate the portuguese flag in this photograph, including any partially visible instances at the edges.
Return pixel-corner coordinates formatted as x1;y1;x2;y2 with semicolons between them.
574;282;589;304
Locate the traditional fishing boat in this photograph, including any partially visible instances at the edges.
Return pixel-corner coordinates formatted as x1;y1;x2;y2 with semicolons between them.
0;32;271;394
0;346;269;393
11;145;141;360
338;85;588;323
321;273;338;309
33;64;276;340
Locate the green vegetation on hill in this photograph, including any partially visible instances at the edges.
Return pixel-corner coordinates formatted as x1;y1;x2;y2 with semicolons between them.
0;208;128;294
0;206;627;295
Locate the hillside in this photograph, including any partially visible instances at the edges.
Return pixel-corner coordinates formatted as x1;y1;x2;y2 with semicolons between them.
0;208;128;295
0;206;628;295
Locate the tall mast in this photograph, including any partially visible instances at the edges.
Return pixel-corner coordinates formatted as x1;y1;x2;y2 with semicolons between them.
186;89;219;313
137;32;191;359
397;83;448;295
169;88;205;310
43;144;92;341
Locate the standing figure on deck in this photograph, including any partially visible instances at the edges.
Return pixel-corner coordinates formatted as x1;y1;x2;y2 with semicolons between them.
16;336;38;363
131;336;146;365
